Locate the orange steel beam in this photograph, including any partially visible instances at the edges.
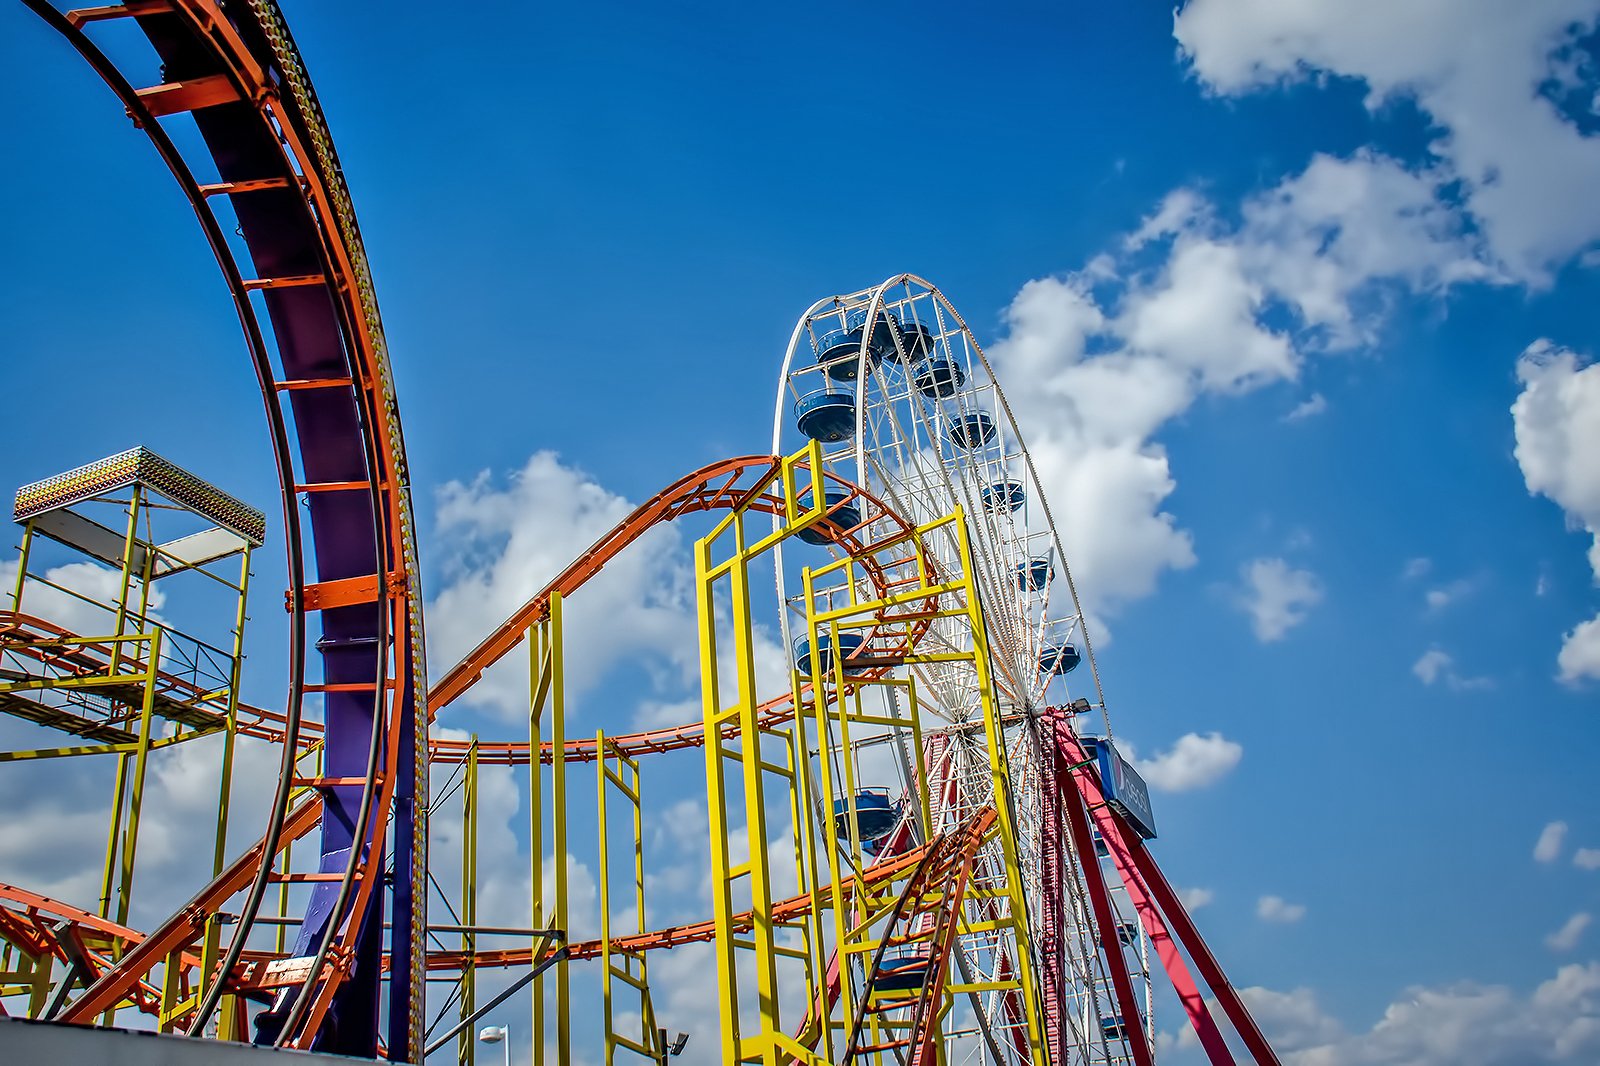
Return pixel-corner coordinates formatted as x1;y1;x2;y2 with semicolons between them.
0;610;321;748
420;810;999;973
426;455;775;712
133;73;239;118
57;796;324;1023
425;453;915;717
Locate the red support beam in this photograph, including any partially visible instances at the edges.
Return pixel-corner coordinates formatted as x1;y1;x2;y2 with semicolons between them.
1056;727;1235;1064
1054;723;1281;1066
1053;739;1158;1066
1116;814;1282;1066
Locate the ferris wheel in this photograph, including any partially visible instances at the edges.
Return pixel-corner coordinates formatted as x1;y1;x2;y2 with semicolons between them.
772;275;1155;1065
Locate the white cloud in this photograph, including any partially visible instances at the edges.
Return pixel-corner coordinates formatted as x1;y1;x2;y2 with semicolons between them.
1547;912;1593;952
1535;820;1570;863
1175;0;1600;281
1283;393;1327;422
987;143;1517;622
1557;617;1600;686
1511;342;1600;683
1412;647;1493;691
1425;578;1475;612
1238;985;1345;1052
1236;557;1323;641
426;451;700;718
1125;188;1210;251
1402;557;1433;580
1257;894;1307;924
1133;732;1243;792
1574;848;1600;871
0;556;166;637
1413;648;1451;685
1240;963;1600;1063
1118;238;1297;391
1238;151;1495;347
1178;886;1216;911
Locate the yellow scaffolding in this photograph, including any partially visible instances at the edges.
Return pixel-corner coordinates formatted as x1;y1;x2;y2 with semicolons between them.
529;591;570;1064
597;730;662;1063
0;469;258;1030
692;441;1047;1064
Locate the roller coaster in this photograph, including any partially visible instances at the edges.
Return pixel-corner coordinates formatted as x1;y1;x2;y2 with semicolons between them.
0;3;1280;1064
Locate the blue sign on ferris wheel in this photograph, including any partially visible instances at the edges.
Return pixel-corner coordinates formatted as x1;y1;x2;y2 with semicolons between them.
1088;738;1158;840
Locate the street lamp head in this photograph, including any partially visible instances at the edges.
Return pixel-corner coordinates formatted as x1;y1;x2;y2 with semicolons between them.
478;1025;508;1044
669;1032;690;1056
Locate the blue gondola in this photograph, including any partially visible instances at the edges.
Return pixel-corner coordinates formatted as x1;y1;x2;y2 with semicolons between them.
912;356;965;398
1038;642;1081;675
981;479;1026;514
948;411;997;449
896;320;935;362
832;788;898;843
1101;1015;1131;1041
1017;557;1054;591
794;390;855;443
793;631;866;677
793;489;861;545
1117;919;1140;946
874;952;935;994
847;308;900;356
815;327;882;382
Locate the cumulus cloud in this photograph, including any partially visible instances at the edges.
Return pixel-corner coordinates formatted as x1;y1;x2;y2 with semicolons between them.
1511;342;1600;683
426;451;700;718
0;556;166;636
1412;647;1493;691
1125;188;1211;251
1179;886;1216;911
1412;648;1450;685
1575;848;1600;872
1547;913;1593;952
1257;894;1307;924
1241;964;1600;1063
1175;0;1600;281
1425;577;1476;612
1402;557;1433;580
1557;618;1600;687
987;139;1515;622
1237;151;1495;346
1535;820;1570;863
1283;393;1327;422
1133;732;1243;792
1235;557;1323;641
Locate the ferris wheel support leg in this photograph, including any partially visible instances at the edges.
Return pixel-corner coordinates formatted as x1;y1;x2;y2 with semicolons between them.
1100;846;1233;1064
1053;729;1234;1064
1110;816;1280;1066
1054;728;1278;1065
1052;753;1157;1066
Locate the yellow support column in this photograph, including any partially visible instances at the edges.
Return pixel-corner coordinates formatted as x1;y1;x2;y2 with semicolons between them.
955;513;1050;1066
528;595;569;1064
458;735;479;1065
113;629;164;930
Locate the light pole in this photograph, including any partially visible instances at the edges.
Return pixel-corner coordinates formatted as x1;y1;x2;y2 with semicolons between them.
478;1024;510;1066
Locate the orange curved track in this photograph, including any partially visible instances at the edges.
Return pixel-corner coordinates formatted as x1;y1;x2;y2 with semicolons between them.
425;450;937;766
24;0;425;1051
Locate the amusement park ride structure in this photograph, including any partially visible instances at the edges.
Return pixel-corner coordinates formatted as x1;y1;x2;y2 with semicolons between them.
0;2;1280;1064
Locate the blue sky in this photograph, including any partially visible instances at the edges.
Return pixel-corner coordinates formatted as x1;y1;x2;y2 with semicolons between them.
3;1;1600;1063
